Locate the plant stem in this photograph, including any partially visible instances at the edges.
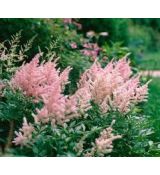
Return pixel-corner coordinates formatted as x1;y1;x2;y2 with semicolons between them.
5;120;14;151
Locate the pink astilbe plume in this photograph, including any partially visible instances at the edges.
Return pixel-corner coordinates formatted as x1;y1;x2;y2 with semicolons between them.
34;85;91;125
63;18;72;24
85;120;121;157
11;54;41;98
112;76;149;112
11;54;71;100
13;117;34;146
34;82;67;125
12;54;91;128
79;56;149;113
95;127;121;156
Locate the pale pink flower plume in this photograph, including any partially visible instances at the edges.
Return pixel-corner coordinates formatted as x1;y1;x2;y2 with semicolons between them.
11;54;71;100
85;120;121;156
13;117;34;146
12;55;91;127
73;21;82;30
79;57;149;113
12;132;28;146
112;77;149;112
34;84;91;125
95;126;121;155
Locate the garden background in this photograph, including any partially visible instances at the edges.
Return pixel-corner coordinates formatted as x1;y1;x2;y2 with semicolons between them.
0;18;160;157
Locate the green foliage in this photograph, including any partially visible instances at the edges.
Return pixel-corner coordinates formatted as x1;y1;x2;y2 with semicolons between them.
132;18;160;31
102;42;130;59
80;18;129;46
11;102;157;157
128;24;152;52
138;52;160;70
0;88;36;122
0;31;34;79
110;114;154;156
129;19;160;52
141;78;160;154
0;19;54;56
0;86;38;153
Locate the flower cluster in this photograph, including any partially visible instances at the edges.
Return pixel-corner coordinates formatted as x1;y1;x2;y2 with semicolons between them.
11;54;71;100
79;57;149;113
12;117;34;146
33;83;91;125
95;126;121;155
85;120;121;157
81;43;101;61
12;55;148;147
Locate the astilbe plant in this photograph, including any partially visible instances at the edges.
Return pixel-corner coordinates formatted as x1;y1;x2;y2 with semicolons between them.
11;54;149;156
12;55;91;146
